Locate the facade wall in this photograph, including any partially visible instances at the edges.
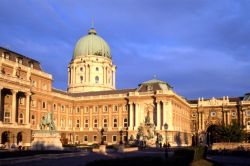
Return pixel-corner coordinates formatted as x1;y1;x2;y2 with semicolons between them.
0;47;249;148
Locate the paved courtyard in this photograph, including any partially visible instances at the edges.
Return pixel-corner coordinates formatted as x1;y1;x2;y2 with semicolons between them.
1;150;250;166
0;150;166;166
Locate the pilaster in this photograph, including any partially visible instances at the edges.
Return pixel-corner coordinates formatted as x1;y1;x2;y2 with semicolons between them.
25;92;31;124
11;89;17;124
156;101;161;130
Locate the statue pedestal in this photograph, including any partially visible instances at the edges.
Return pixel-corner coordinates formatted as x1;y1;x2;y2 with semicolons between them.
31;131;63;151
99;145;106;154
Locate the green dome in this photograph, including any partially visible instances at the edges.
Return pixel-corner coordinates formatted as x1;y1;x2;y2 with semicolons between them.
73;28;111;59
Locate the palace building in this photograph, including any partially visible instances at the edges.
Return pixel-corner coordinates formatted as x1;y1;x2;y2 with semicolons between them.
0;28;249;147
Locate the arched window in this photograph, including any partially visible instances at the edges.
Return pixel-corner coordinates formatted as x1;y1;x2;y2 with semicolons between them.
95;76;99;84
103;118;108;128
84;119;89;128
80;76;83;83
96;67;99;71
93;119;98;128
113;118;118;128
31;115;35;125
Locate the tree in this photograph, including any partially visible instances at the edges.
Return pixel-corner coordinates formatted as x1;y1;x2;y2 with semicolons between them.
211;122;246;143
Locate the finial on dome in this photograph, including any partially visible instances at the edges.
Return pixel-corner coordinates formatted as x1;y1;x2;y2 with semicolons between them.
88;17;97;35
88;28;97;35
153;74;157;79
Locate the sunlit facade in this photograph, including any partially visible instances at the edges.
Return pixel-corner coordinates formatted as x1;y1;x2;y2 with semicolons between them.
0;28;249;148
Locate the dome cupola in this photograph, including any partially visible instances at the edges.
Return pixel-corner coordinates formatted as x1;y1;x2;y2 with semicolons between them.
73;28;111;59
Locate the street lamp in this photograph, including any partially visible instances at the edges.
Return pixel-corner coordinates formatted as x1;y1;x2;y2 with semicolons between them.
164;123;168;144
119;129;123;144
100;128;105;145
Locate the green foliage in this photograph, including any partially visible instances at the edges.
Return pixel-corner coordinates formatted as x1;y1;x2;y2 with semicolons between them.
210;122;245;142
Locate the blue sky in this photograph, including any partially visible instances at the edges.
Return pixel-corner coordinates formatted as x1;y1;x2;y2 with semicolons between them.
0;0;250;99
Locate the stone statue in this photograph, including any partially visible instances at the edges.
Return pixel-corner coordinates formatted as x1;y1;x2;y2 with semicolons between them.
40;112;56;131
145;111;150;124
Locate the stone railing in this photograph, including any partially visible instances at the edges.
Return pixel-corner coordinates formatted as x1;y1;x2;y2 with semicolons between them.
212;143;250;151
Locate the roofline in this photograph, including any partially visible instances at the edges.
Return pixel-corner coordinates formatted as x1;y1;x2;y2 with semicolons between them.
0;46;40;64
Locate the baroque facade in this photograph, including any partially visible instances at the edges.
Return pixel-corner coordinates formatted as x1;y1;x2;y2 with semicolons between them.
0;28;249;147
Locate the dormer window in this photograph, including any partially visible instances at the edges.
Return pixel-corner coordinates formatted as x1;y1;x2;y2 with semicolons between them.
147;85;153;91
4;52;10;60
29;62;34;68
17;57;22;64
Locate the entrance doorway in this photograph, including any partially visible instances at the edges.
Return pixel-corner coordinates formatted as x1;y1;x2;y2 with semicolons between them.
17;132;22;145
1;131;10;144
206;125;219;145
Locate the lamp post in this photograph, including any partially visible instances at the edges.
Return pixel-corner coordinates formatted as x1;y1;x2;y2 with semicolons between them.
100;128;105;145
164;123;168;144
119;129;123;144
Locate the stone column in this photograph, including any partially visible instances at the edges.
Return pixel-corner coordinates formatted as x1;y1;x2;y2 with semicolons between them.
67;67;70;85
197;112;200;130
0;86;3;122
71;66;74;84
105;67;107;84
129;103;134;130
113;70;116;88
156;102;161;130
11;89;17;124
134;104;140;128
89;65;91;83
161;102;166;129
201;112;204;130
25;92;31;124
102;66;105;84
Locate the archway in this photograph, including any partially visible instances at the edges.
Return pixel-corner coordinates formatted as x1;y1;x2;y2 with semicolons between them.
206;125;219;145
1;131;10;144
17;132;22;144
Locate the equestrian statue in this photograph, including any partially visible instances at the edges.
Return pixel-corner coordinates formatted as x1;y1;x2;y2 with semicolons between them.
39;112;56;131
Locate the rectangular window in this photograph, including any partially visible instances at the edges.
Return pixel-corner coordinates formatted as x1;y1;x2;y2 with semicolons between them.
84;135;88;142
113;118;118;128
76;119;80;128
4;112;10;123
112;135;117;142
93;119;98;128
42;101;46;109
93;135;97;142
103;118;108;128
123;118;128;127
84;119;89;128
